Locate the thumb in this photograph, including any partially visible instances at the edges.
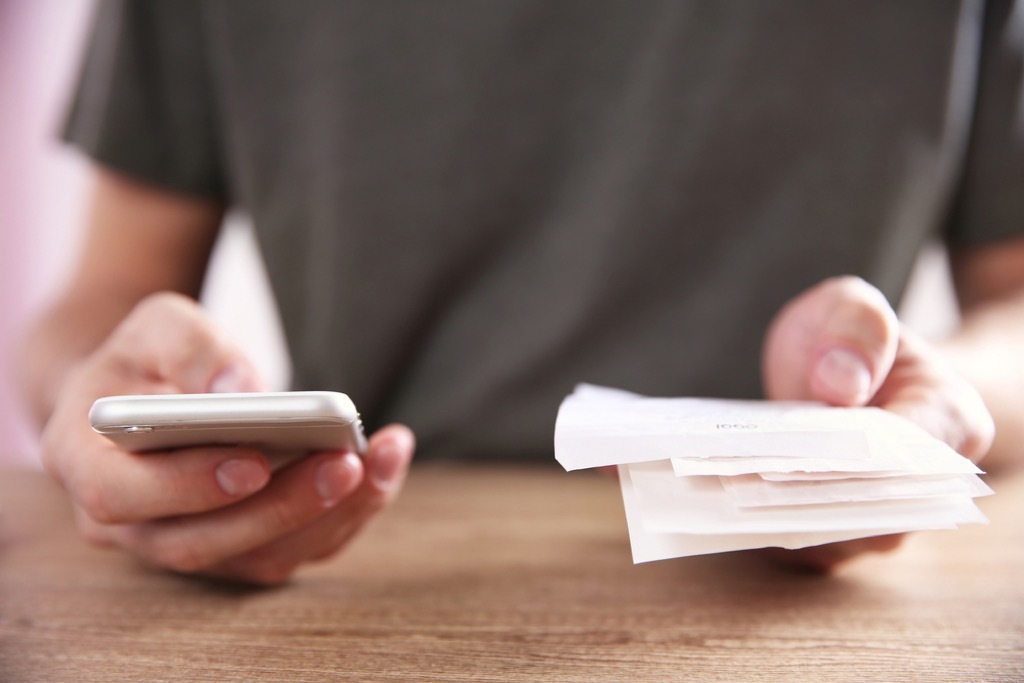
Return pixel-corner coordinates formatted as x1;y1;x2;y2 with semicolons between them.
99;292;266;395
762;276;899;406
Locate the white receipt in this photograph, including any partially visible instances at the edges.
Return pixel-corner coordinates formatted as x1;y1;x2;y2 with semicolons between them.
626;460;986;535
619;465;937;563
554;384;991;563
720;472;992;508
555;387;878;470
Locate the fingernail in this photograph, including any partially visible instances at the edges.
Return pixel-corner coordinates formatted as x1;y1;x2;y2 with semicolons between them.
208;363;260;393
216;459;270;497
815;348;872;404
315;453;361;506
369;443;404;491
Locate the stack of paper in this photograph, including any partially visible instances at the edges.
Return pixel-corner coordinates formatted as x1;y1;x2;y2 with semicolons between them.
554;384;991;563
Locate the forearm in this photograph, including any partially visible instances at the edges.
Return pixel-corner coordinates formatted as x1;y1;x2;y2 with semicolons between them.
938;290;1024;472
17;167;225;428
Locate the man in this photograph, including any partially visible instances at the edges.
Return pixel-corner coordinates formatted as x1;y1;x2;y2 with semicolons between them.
20;1;1024;584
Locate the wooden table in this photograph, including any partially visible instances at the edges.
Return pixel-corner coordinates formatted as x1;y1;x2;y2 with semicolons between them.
1;462;1022;682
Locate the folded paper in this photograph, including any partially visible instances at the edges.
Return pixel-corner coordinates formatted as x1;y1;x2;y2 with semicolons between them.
555;384;991;563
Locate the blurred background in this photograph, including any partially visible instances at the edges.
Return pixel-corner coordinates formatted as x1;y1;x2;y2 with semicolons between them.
0;0;290;467
0;0;93;466
0;0;958;467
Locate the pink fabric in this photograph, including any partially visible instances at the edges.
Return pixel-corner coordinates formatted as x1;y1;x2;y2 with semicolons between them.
0;0;41;466
0;0;93;467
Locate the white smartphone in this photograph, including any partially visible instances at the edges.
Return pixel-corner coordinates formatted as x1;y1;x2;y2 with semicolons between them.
89;391;368;463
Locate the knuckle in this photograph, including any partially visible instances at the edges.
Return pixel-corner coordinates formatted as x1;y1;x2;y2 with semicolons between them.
114;292;189;341
74;477;119;526
227;546;300;585
136;291;194;320
824;276;894;319
74;510;115;548
174;319;219;356
38;432;63;485
263;496;309;535
366;489;393;515
147;533;211;574
115;293;214;356
933;375;996;462
823;274;869;293
43;425;126;525
958;408;995;462
160;463;210;509
81;526;111;548
244;561;298;586
160;325;220;377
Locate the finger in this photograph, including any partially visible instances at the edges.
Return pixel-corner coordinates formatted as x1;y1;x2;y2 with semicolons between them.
44;369;273;524
763;276;899;405
107;449;366;575
201;424;416;584
57;441;273;524
875;328;995;462
203;498;369;585
97;292;265;394
42;292;271;523
361;423;416;494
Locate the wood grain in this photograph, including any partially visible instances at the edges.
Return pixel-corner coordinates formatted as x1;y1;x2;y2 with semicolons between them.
1;462;1022;682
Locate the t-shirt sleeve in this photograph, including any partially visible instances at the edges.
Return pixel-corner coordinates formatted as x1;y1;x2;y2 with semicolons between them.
946;0;1024;246
63;0;225;199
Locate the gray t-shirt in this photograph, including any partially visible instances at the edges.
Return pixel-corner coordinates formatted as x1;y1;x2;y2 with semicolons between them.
66;1;1024;460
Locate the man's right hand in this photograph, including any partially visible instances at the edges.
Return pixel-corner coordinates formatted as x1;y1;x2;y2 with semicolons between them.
41;292;414;585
